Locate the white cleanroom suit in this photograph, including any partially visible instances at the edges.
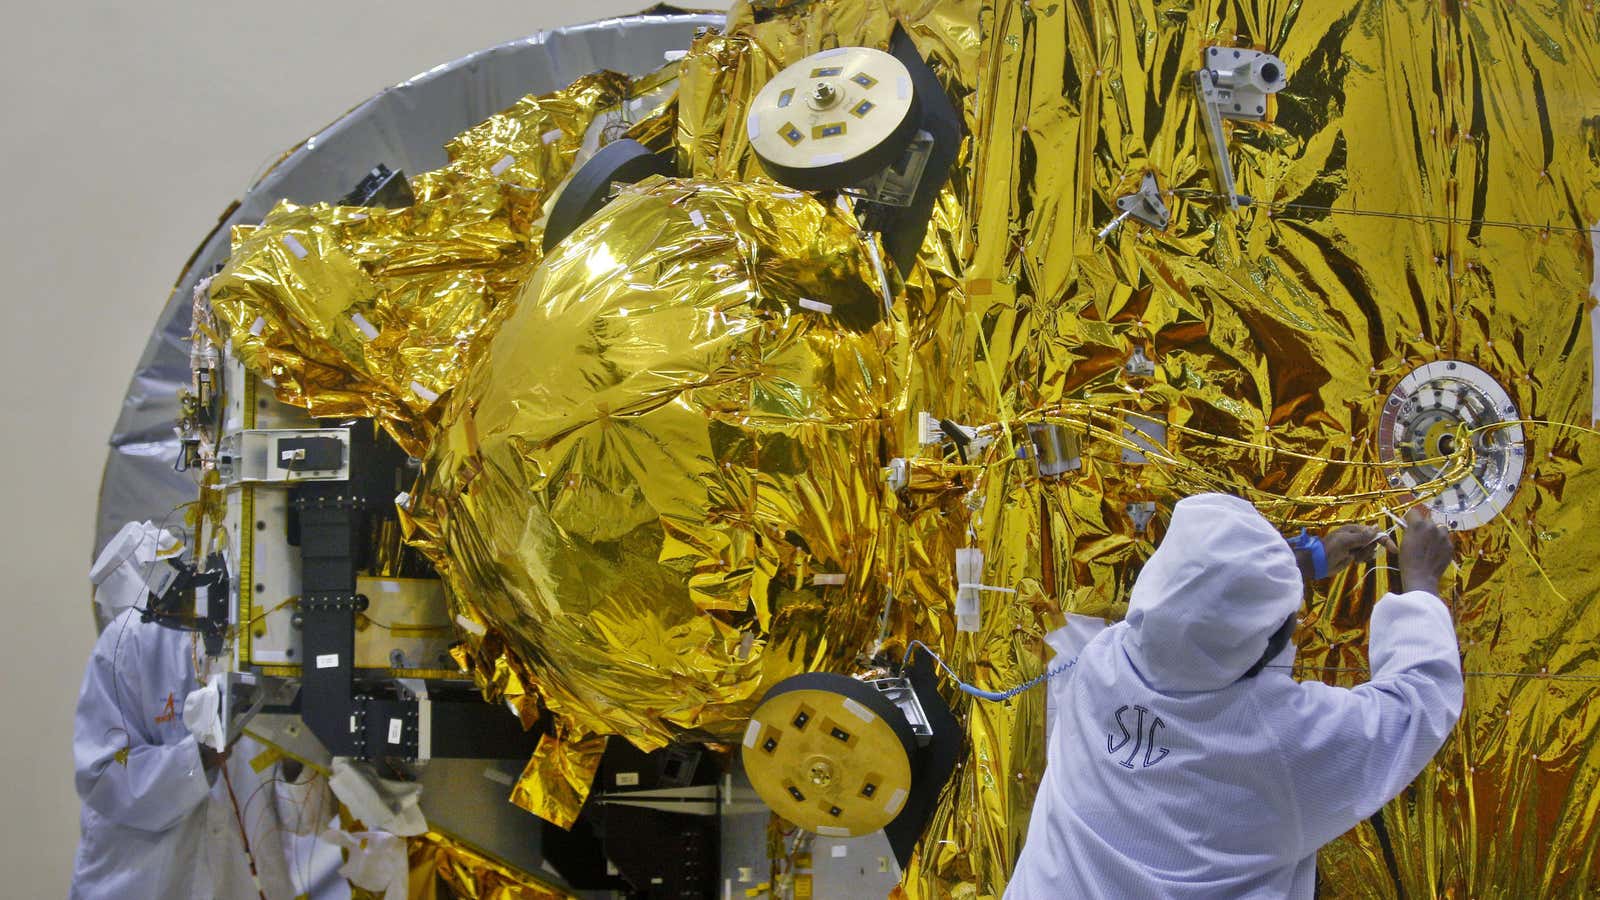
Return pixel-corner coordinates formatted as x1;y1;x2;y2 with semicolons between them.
1007;493;1463;899
71;607;332;899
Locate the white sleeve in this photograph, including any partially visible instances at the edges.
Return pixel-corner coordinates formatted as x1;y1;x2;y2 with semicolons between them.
1044;614;1110;736
1257;590;1464;855
72;622;212;831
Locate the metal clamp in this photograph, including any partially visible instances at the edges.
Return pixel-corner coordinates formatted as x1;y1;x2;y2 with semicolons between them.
1194;47;1289;209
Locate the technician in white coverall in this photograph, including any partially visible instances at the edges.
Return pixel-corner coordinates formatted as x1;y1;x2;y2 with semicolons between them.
1007;494;1462;899
72;524;336;900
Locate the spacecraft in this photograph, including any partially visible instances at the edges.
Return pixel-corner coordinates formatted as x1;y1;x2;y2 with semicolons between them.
98;1;1600;898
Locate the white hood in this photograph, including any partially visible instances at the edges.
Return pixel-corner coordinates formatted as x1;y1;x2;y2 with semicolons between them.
1123;493;1303;692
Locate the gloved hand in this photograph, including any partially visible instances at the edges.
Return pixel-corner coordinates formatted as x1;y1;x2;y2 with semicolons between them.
328;758;427;837
181;680;226;752
1322;524;1397;576
1398;506;1454;597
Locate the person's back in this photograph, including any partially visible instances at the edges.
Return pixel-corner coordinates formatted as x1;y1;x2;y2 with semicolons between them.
1007;494;1463;899
72;607;213;900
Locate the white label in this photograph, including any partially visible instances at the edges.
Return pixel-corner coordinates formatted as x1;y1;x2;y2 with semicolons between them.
737;631;754;660
540;128;564;145
955;547;984;633
831;845;848;858
350;313;379;340
886;787;907;814
490;154;516;175
956;591;981;633
378;580;401;593
249;316;266;337
281;234;309;259
482;767;514;786
742;719;762;749
316;653;339;669
811;573;846;586
410;381;440;402
798;298;833;315
689;209;706;228
841;697;875;723
387;718;403;744
454;614;486;636
616;771;640;786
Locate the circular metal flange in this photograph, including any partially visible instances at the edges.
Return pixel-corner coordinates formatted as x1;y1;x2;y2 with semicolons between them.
741;672;915;837
1377;360;1526;530
748;47;921;191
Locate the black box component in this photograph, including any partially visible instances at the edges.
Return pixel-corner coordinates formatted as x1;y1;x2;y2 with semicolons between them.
276;435;344;472
341;164;415;208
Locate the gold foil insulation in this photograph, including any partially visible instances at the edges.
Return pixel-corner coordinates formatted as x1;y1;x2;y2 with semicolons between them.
344;831;577;900
209;72;631;455
421;177;896;756
208;0;1600;896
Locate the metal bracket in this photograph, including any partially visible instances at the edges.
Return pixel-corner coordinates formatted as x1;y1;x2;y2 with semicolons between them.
218;428;352;485
1027;423;1082;478
1194;47;1288;210
1126;502;1157;533
1124;346;1156;379
1098;173;1171;240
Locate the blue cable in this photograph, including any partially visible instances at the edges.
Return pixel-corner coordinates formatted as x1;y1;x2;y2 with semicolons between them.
902;639;1078;702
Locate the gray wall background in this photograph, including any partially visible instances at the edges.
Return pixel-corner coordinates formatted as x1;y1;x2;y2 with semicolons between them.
0;1;660;892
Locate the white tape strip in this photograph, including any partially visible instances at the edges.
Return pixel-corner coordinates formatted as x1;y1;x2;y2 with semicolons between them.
482;767;514;786
816;825;850;837
541;128;564;145
841;697;875;722
416;698;431;760
249;316;266;337
742;719;762;749
454;614;486;636
1589;223;1599;423
811;572;846;586
798;298;833;314
350;313;379;340
281;235;309;259
490;154;515;176
886;787;907;814
410;381;440;402
955;548;984;633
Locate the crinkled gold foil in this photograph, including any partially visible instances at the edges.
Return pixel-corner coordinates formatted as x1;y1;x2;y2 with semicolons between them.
209;72;632;455
345;830;576;900
419;176;895;768
509;733;608;829
208;0;1600;895
674;0;1600;896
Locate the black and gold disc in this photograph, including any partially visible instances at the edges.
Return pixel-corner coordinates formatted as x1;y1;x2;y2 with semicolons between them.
741;672;916;837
